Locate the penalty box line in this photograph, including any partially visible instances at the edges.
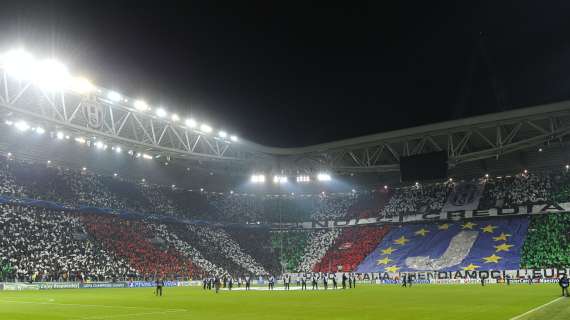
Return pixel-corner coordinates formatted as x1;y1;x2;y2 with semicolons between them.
509;297;564;320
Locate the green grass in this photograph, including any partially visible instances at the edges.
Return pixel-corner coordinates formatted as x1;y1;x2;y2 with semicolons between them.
0;284;567;320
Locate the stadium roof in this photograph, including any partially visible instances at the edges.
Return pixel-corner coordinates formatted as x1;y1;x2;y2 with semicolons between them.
2;53;570;181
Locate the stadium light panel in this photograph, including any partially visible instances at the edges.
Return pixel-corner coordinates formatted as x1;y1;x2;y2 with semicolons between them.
200;124;212;133
273;175;288;184
71;77;95;94
56;132;65;140
155;108;167;118
317;173;332;181
35;127;45;134
171;114;180;122
34;59;71;91
82;167;87;171
115;146;122;153
107;91;122;102
14;121;30;132
4;120;13;126
74;137;86;144
134;100;149;111
185;118;197;128
142;153;153;160
113;173;118;177
94;141;105;149
0;49;36;80
296;175;311;183
230;135;238;142
218;131;227;138
250;174;266;183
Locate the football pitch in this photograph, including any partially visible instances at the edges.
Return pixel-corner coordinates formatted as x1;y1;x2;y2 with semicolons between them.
0;284;567;320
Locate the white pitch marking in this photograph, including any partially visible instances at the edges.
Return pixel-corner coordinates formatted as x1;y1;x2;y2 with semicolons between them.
509;297;564;320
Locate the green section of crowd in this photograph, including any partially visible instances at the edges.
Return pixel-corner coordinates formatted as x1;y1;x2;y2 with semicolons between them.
521;213;570;269
270;231;310;272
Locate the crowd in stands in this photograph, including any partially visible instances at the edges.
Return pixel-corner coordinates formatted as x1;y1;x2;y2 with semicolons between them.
478;173;550;209
296;229;341;272
521;213;570;269
226;227;281;275
379;182;454;218
184;224;268;275
0;204;132;282
313;226;390;272
271;231;310;272
148;223;227;276
81;214;200;279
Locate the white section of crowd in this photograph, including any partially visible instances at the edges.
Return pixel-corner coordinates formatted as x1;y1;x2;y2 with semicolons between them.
186;224;268;275
0;204;133;281
297;229;342;272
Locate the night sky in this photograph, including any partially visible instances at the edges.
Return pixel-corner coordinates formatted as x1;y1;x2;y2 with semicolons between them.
1;1;570;147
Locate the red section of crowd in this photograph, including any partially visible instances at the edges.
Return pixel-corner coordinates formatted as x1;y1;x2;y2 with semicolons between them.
81;214;201;278
312;225;390;272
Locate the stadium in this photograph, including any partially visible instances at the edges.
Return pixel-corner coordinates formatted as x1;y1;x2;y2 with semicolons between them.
0;2;569;320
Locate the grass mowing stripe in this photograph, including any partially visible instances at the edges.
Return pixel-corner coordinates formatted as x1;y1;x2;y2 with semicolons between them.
0;299;188;311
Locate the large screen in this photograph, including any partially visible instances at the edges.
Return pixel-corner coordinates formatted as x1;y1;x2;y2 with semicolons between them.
399;151;448;182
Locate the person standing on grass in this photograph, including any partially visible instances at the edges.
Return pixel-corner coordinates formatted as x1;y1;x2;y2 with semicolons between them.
559;275;569;297
323;273;328;290
155;277;164;297
215;275;221;293
301;274;307;290
228;276;233;291
332;273;338;289
245;275;251;291
342;273;347;289
312;274;318;290
402;275;407;287
352;274;357;288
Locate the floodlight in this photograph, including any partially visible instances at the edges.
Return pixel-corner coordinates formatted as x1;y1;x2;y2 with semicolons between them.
155;108;167;118
273;175;288;184
82;167;87;171
142;153;153;160
230;135;238;142
56;132;65;140
317;173;332;181
296;175;311;183
94;141;105;149
200;124;212;133
107;91;122;102
171;114;180;122
134;100;149;111
115;146;122;153
0;49;36;80
251;174;266;183
113;173;118;177
14;121;30;132
74;137;86;144
35;127;45;134
185;118;197;128
71;77;95;94
218;131;227;138
4;120;13;126
35;59;71;91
